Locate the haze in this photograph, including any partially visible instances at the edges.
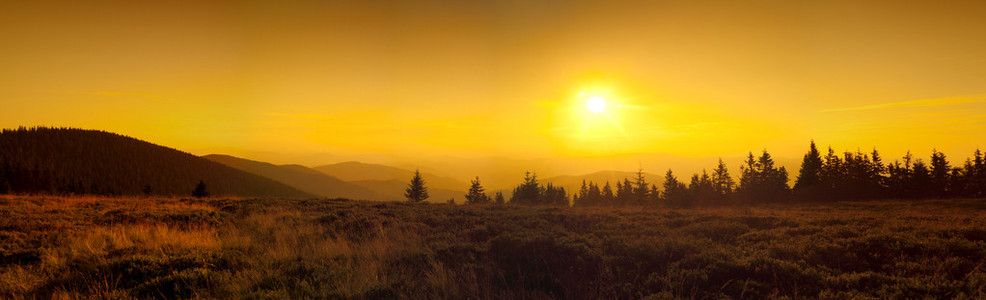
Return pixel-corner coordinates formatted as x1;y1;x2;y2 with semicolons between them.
3;0;985;185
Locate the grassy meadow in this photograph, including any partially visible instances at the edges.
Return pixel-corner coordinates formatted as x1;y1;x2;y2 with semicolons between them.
2;195;986;299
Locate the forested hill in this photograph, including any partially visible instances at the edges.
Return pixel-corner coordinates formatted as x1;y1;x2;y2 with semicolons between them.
0;127;311;197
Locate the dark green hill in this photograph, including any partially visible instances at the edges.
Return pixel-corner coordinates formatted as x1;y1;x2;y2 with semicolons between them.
0;127;311;197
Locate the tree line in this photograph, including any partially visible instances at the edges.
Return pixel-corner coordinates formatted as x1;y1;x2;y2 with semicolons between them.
424;140;986;207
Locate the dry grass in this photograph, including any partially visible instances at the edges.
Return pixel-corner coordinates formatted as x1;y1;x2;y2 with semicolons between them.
2;196;986;298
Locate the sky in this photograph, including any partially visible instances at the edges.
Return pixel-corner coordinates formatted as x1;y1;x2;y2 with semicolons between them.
2;0;986;180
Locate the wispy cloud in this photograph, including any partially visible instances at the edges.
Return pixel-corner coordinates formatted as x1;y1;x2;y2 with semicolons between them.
821;94;986;112
79;91;162;99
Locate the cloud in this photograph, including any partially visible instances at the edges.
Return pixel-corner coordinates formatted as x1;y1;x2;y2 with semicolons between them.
821;94;986;113
80;92;162;99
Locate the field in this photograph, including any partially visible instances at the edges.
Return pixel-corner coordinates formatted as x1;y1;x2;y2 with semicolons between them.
2;196;986;299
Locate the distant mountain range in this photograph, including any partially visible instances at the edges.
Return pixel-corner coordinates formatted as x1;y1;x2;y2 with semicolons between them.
202;155;381;200
0;127;688;202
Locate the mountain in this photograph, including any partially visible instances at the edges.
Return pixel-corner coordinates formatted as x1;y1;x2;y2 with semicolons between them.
314;161;469;191
0;127;310;197
203;154;381;200
348;179;466;203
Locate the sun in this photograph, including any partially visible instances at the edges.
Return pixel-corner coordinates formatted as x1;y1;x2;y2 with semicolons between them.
586;96;607;113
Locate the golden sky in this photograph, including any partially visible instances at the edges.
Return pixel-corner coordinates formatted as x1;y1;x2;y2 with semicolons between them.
2;0;986;172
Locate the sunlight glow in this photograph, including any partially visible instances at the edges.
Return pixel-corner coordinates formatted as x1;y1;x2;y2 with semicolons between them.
586;96;606;113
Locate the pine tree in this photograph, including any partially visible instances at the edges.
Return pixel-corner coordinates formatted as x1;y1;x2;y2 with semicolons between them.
191;180;209;198
973;149;986;197
662;169;689;208
404;169;429;202
510;172;542;205
711;158;734;204
632;168;649;205
794;140;823;195
494;191;505;205
465;176;490;204
911;160;932;199
602;182;615;204
930;149;950;198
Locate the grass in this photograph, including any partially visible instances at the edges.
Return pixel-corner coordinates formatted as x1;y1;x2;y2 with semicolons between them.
2;195;986;299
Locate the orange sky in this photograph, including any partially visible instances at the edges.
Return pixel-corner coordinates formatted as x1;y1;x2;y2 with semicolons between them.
2;0;986;176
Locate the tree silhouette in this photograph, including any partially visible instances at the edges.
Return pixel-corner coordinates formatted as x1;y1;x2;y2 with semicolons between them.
662;169;689;208
510;172;541;205
930;149;950;198
689;170;715;206
911;160;932;199
510;171;567;206
794;140;823;199
737;150;789;203
632;168;650;205
465;176;490;204
192;180;209;198
711;158;734;204
494;191;505;205
404;169;429;202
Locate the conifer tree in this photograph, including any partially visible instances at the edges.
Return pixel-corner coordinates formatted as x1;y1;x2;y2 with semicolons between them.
510;172;542;205
404;169;429;202
465;176;490;204
930;149;950;198
602;182;615;204
192;180;209;198
794;140;823;193
494;191;505;205
911;160;932;199
662;169;689;208
711;158;734;203
633;168;649;205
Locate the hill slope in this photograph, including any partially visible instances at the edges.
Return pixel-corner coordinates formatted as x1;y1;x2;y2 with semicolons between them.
0;127;310;197
349;179;466;203
314;161;469;191
203;154;381;200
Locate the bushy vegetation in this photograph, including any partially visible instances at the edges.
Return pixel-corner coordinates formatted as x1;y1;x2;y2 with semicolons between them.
3;195;986;299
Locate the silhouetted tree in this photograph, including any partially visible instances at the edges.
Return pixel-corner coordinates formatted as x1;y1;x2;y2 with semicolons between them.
405;169;429;202
632;168;650;205
794;140;823;200
973;150;986;197
662;169;689;208
494;191;505;205
930;150;950;198
689;170;715;206
0;162;8;194
602;182;615;204
737;150;789;203
192;180;209;198
511;172;542;205
542;183;568;206
465;176;490;204
711;158;734;204
911;160;932;199
886;152;914;199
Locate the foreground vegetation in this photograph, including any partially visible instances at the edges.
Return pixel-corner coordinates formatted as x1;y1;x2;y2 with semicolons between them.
2;195;986;299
